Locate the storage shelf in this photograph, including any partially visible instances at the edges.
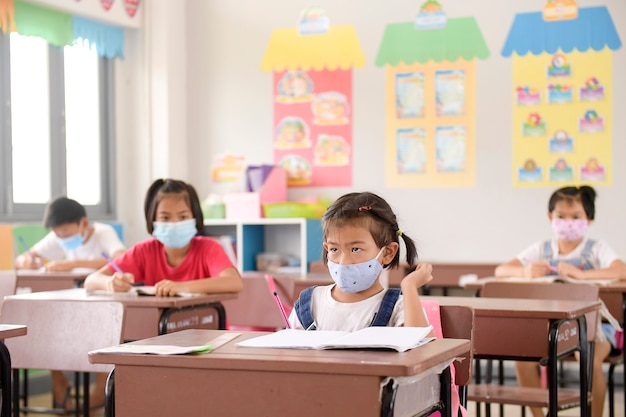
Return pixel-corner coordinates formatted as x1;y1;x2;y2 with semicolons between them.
203;218;322;275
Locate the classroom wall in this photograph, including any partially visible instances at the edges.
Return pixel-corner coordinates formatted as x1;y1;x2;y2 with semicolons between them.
114;0;626;263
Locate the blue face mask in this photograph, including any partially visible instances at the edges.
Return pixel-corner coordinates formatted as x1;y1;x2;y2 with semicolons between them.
327;247;385;294
152;219;197;249
57;233;85;251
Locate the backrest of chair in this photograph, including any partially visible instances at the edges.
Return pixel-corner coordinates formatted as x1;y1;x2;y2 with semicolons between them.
421;300;474;386
440;305;474;386
2;298;125;373
482;281;599;339
0;225;15;269
0;270;17;314
222;273;295;329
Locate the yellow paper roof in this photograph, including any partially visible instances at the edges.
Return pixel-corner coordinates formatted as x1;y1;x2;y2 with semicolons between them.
261;25;366;72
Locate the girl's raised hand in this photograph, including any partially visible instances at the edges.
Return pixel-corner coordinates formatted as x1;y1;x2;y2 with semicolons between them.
401;263;433;289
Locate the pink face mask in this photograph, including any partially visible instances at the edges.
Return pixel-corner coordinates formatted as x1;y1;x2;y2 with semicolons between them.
551;218;588;241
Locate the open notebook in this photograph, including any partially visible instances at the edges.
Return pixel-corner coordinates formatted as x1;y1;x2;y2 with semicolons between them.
236;326;434;352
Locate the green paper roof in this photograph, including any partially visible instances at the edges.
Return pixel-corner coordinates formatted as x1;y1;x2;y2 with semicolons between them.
375;17;490;66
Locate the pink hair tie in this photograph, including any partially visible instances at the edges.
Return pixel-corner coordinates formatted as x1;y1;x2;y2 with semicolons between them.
358;206;372;212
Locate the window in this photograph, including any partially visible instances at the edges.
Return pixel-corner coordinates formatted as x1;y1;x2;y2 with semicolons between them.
0;32;116;221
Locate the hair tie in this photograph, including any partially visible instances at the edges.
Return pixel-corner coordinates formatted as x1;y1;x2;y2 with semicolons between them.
358;206;372;212
397;229;403;237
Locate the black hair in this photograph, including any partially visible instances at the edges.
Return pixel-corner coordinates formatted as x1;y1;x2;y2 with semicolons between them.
43;197;87;228
321;191;418;269
143;179;204;234
548;185;597;220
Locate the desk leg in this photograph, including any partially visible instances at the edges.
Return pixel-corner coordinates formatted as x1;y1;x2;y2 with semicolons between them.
11;369;18;417
547;316;590;417
0;342;11;417
440;366;452;417
104;369;115;417
380;379;397;417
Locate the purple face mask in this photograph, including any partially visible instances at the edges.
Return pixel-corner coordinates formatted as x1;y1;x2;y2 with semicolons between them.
551;218;588;241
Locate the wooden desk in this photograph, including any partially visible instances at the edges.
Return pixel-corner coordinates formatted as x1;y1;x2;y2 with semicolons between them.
424;296;599;417
420;263;498;295
16;269;91;292
89;329;470;417
0;325;27;417
5;288;237;340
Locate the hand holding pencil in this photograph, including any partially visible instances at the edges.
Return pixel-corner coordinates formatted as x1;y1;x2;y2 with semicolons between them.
102;252;134;292
17;235;45;269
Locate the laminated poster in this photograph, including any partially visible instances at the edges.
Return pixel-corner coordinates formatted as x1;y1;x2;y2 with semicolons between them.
502;4;620;187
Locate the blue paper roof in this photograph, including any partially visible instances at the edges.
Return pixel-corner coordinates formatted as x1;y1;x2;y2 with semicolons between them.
501;6;621;57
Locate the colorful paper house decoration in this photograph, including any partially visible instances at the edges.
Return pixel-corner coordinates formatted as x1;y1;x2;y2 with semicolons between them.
375;10;489;188
502;5;621;187
261;12;365;187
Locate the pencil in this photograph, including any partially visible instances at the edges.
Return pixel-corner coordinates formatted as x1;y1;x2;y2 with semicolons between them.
101;252;124;274
273;291;291;329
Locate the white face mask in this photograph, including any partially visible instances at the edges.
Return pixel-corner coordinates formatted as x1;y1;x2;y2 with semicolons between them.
327;248;385;294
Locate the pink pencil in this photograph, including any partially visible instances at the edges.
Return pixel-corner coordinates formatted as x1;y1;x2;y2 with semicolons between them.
273;291;291;329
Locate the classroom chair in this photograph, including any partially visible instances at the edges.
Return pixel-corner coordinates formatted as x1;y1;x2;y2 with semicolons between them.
421;300;474;417
221;272;295;331
467;281;599;417
0;270;17;309
2;298;125;417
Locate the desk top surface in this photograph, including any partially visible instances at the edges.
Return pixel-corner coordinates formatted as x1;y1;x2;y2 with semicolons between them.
89;329;469;377
424;295;600;319
6;288;237;308
16;269;92;280
0;324;27;339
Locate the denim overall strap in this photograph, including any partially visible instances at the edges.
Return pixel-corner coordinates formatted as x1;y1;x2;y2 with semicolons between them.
370;288;401;327
543;240;554;260
544;239;596;272
580;239;596;270
542;241;560;275
294;286;317;330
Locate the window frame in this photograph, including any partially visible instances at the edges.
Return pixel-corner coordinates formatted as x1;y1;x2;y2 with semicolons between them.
0;32;116;222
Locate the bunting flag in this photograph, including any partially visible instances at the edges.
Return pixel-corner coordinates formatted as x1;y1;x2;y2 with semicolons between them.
73;16;124;59
14;0;73;47
0;0;16;33
8;0;125;59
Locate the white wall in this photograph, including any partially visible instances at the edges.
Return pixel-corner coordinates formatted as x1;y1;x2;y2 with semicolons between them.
116;0;626;263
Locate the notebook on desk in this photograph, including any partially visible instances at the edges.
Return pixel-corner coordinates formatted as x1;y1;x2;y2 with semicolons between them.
236;326;434;352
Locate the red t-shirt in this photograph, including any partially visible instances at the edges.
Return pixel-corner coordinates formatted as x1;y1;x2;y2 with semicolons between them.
110;236;235;286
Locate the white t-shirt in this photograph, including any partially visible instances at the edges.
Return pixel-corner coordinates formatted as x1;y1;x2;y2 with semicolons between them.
516;237;619;269
32;222;125;261
287;284;405;331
